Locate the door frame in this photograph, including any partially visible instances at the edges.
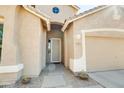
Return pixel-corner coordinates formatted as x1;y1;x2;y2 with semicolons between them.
50;38;61;63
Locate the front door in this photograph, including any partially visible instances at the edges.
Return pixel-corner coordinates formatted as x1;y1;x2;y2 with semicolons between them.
49;38;61;63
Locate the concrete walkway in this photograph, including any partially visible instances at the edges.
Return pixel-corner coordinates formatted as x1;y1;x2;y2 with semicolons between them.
89;70;124;88
0;64;102;88
40;64;102;88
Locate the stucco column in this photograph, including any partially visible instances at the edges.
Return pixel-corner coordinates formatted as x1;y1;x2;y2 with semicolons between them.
69;30;86;73
64;31;68;67
82;31;87;71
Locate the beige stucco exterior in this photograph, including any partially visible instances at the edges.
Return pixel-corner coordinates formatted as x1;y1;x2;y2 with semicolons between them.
0;5;48;85
36;5;78;23
18;6;47;76
0;6;22;85
0;6;18;65
64;23;74;68
0;5;78;85
1;5;124;85
64;6;124;72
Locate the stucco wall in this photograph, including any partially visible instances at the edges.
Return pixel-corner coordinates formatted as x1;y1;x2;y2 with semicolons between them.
71;6;124;72
40;27;46;71
0;6;18;66
64;23;74;68
0;6;24;85
0;6;47;84
74;6;124;31
18;7;46;76
36;5;77;23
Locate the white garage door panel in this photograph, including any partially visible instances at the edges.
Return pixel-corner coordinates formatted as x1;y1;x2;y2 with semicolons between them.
86;36;124;72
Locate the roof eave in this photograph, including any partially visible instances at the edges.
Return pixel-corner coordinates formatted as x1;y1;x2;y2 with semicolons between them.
62;20;70;32
71;5;80;10
23;5;51;31
62;6;109;32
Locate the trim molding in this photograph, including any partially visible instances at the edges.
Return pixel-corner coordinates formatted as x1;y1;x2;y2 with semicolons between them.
81;28;124;33
71;5;80;10
0;64;24;73
81;28;124;72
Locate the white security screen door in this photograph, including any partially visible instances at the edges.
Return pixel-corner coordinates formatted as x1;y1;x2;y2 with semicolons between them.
51;38;61;63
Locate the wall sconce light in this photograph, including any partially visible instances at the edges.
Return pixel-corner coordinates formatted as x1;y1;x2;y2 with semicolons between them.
0;17;4;23
75;34;81;44
75;34;81;40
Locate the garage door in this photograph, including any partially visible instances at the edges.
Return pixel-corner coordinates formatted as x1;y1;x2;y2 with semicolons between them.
85;36;124;72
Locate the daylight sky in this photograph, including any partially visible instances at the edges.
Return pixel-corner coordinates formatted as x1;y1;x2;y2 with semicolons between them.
78;5;97;13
